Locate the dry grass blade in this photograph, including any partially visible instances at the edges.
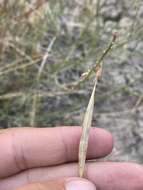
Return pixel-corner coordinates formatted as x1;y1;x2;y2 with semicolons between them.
78;34;117;178
78;78;98;178
30;37;56;126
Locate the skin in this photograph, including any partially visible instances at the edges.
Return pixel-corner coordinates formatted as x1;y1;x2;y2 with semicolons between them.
0;126;143;190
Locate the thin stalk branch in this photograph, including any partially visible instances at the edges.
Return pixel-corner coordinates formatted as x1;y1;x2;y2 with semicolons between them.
78;33;117;178
30;37;56;126
65;34;117;90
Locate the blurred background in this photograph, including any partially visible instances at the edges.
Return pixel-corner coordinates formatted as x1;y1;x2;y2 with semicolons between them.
0;0;143;163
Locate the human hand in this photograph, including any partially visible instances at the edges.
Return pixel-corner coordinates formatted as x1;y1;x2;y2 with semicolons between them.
0;127;143;190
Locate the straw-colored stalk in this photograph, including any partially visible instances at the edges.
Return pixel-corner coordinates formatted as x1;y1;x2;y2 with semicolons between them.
78;67;102;178
78;34;116;178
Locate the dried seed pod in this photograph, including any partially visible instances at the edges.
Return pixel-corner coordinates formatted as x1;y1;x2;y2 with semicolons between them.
78;78;98;177
78;35;117;177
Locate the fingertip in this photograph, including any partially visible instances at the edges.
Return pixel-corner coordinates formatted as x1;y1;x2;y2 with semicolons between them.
87;127;114;158
65;178;96;190
99;128;114;155
60;126;114;159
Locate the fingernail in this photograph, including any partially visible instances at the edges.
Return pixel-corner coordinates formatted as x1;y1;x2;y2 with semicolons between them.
66;179;96;190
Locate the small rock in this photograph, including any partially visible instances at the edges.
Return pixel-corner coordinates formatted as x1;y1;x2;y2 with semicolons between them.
104;20;118;33
100;0;118;6
136;42;143;52
127;41;138;51
119;17;133;28
101;5;122;21
139;2;143;18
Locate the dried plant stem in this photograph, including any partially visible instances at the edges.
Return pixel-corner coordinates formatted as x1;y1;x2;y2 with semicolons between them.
30;37;56;126
78;34;117;178
68;34;116;90
78;66;102;178
79;77;98;178
17;0;47;19
0;57;41;76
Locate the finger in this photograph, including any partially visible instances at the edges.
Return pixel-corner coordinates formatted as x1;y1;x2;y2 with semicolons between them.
16;178;96;190
0;126;113;178
0;162;143;190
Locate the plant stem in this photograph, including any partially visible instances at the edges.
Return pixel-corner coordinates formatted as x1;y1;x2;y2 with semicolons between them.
66;33;117;90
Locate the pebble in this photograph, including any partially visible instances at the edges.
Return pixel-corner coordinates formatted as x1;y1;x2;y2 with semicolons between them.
101;5;122;21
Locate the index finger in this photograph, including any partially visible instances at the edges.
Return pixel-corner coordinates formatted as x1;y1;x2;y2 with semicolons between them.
0;126;113;178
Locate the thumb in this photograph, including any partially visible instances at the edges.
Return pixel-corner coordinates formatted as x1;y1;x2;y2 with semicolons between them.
16;178;96;190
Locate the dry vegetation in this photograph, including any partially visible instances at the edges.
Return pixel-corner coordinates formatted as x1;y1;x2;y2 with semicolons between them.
0;0;142;132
